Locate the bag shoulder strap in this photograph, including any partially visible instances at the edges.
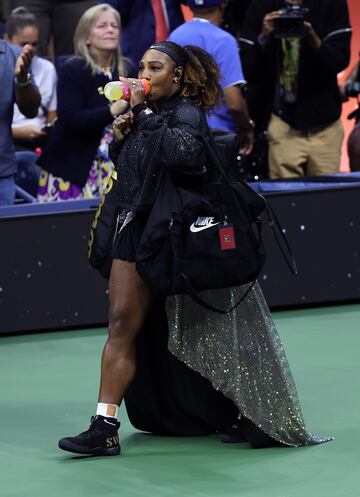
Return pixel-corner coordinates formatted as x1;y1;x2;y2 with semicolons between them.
264;199;298;275
179;273;256;315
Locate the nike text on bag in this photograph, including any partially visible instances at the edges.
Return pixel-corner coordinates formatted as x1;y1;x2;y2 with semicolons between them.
136;131;267;314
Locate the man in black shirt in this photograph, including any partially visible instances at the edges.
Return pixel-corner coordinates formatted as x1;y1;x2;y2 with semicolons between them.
239;0;352;178
6;0;97;56
221;0;253;38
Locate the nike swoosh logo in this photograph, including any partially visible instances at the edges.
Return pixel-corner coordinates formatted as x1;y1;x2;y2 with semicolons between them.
103;419;117;426
190;222;220;233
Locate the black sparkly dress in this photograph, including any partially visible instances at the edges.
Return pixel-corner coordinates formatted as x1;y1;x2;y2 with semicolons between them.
109;91;209;262
109;92;332;448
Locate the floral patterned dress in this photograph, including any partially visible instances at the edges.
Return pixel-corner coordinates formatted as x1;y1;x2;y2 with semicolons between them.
37;125;114;202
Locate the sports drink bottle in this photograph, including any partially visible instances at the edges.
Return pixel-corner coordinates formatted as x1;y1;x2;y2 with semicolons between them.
103;79;151;101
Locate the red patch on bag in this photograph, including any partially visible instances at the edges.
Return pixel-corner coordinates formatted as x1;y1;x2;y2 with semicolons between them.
219;225;236;250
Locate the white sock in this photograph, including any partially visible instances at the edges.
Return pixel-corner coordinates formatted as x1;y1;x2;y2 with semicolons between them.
96;402;119;419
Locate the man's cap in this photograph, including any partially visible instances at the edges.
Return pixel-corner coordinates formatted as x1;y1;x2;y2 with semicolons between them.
187;0;223;8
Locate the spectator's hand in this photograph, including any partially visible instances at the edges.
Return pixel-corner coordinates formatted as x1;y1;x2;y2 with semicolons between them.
119;77;146;107
304;22;322;49
239;129;254;156
15;44;35;82
113;111;134;142
13;125;46;141
259;11;281;44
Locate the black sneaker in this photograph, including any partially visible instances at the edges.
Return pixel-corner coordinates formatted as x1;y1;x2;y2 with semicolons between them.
58;415;121;456
220;423;246;444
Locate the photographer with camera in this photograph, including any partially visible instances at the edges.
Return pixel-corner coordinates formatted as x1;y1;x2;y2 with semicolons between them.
239;0;352;178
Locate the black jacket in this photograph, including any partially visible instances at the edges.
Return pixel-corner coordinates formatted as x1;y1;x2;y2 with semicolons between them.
109;92;210;212
239;0;352;130
38;57;117;186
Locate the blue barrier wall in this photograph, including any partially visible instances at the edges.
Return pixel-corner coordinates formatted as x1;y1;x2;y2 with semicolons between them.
1;177;360;334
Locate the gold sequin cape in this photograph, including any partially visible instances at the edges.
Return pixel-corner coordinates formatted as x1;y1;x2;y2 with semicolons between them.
166;282;332;447
109;92;331;446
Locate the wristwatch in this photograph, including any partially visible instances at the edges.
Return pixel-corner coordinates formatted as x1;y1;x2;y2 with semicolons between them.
15;73;32;87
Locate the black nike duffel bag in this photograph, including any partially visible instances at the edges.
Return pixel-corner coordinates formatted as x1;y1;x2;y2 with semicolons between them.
136;132;267;314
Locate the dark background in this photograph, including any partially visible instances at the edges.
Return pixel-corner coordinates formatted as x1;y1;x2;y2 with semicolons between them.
1;186;359;335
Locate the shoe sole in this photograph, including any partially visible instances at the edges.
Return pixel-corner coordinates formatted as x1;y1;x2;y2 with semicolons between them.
58;440;120;456
220;434;246;443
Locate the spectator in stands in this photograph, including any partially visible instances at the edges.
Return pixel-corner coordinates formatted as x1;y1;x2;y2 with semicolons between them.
37;3;128;202
4;7;57;196
340;59;360;171
239;0;352;178
0;39;41;206
106;0;185;76
5;0;97;58
0;0;6;38
168;0;254;154
221;0;252;40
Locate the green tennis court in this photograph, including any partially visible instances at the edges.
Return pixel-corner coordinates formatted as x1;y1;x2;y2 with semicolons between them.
1;304;359;497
